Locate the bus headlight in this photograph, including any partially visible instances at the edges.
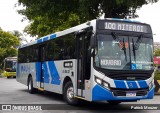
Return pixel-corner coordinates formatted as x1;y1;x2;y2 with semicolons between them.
149;81;153;90
95;76;110;90
102;81;110;89
95;77;102;85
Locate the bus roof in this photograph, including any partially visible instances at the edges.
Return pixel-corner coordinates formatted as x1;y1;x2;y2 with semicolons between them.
5;57;17;61
19;19;97;49
19;18;150;49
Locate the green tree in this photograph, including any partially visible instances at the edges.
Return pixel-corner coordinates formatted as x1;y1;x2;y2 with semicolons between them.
0;29;20;65
10;30;28;45
17;0;158;37
11;30;22;38
154;49;160;56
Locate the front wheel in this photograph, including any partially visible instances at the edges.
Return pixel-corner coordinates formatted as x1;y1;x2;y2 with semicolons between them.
63;81;78;105
28;76;36;94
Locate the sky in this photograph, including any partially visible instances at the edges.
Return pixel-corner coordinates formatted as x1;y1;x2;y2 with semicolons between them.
0;0;160;42
0;0;28;34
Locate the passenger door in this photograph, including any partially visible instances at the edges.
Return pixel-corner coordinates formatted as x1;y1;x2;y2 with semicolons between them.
76;33;90;97
39;45;46;89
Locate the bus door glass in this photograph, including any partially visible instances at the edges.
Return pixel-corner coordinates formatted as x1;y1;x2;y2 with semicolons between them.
39;45;46;88
76;33;90;97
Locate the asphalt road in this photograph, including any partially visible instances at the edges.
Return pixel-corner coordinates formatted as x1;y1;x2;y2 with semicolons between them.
0;77;160;113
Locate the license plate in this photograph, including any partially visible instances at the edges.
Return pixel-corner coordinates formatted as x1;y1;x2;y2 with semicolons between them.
126;92;136;97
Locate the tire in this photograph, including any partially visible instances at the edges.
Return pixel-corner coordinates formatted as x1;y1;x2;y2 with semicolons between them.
107;100;121;105
63;81;78;105
28;76;36;94
7;76;11;79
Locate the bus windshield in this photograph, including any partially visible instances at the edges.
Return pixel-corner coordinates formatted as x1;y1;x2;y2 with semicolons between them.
5;60;16;71
94;34;153;70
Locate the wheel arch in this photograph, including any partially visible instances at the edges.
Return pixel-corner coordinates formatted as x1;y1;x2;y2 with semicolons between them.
27;74;32;86
62;76;72;93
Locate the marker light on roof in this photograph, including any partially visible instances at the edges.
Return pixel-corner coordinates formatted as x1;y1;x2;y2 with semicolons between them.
107;18;142;23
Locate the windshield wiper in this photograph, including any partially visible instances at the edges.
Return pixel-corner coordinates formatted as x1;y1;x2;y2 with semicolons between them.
122;38;127;61
111;32;121;44
111;32;127;61
132;38;136;61
134;35;143;50
132;35;143;61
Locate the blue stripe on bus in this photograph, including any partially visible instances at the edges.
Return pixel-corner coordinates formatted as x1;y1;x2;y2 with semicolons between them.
111;18;122;21
37;39;42;43
114;80;126;89
138;81;148;88
43;36;49;42
114;80;148;89
50;34;56;39
92;84;154;101
43;62;49;83
35;61;60;85
48;61;61;85
126;81;138;89
36;62;41;82
111;18;132;22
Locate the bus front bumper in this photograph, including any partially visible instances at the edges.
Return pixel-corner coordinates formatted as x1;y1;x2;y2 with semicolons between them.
4;71;16;77
92;84;154;101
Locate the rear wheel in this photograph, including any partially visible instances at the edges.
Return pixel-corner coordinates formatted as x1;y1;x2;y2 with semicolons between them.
63;81;78;105
28;76;36;94
7;76;11;79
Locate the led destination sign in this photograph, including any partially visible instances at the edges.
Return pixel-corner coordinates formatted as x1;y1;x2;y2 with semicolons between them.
98;21;151;33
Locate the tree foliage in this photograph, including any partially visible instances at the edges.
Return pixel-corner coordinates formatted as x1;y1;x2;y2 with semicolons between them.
0;29;20;65
17;0;159;37
11;30;23;38
154;49;160;56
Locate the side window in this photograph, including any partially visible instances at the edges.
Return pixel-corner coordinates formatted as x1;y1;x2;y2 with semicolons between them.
42;46;46;61
46;40;54;61
18;49;22;63
21;47;27;63
54;38;64;60
33;45;39;62
39;45;47;62
18;46;35;63
63;34;76;59
28;46;33;62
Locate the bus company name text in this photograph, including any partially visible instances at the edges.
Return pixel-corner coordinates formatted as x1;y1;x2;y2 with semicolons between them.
101;59;121;66
21;65;30;73
105;22;146;32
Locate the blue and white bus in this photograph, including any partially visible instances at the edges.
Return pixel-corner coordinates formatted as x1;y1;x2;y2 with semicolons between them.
17;18;154;105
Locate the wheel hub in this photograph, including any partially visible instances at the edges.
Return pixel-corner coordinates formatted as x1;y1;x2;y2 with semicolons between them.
67;87;74;101
28;81;31;90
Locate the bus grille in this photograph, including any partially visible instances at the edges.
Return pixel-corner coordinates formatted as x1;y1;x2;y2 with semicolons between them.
111;88;148;97
108;74;150;80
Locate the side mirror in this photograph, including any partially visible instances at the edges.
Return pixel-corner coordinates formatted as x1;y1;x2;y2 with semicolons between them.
91;48;95;56
90;35;95;49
